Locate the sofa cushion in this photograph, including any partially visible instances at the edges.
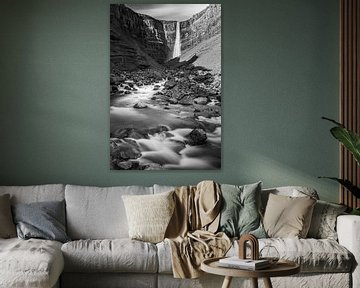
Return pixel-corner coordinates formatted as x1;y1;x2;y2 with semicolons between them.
65;185;153;239
0;238;64;288
0;194;16;238
12;200;70;243
263;193;316;238
218;182;266;238
261;238;353;273
158;237;353;274
61;239;158;273
122;191;175;243
0;184;65;204
307;200;347;240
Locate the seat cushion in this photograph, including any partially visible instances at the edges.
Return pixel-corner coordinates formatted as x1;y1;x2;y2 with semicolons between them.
62;239;158;273
0;238;64;288
157;238;353;274
228;238;354;273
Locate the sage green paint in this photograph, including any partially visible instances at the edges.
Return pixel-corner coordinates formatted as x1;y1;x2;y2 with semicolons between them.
0;0;339;202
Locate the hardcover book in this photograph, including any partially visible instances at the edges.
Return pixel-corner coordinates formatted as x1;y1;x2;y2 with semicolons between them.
218;257;271;270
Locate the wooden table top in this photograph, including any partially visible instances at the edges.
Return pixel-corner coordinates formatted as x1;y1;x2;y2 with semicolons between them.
201;257;300;278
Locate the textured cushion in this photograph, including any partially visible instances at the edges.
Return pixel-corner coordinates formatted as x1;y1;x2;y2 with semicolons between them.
65;185;153;239
0;238;64;288
12;200;70;243
218;182;266;238
0;194;16;238
158;238;353;274
248;238;352;273
61;239;158;273
307;200;347;240
0;184;65;204
263;193;316;238
122;191;175;243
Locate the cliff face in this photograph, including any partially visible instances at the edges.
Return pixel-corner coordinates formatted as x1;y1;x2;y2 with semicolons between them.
110;4;171;71
110;4;221;71
180;4;221;54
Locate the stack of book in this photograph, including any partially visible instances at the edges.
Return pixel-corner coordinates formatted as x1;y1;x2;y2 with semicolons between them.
218;257;271;270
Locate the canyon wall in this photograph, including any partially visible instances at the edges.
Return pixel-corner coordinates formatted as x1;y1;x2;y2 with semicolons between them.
110;4;221;71
110;4;172;71
180;4;221;54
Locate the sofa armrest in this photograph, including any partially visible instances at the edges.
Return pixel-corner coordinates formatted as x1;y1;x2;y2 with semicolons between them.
337;215;360;288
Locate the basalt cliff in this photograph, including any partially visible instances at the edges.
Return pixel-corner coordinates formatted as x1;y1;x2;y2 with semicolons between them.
110;4;221;72
180;4;221;54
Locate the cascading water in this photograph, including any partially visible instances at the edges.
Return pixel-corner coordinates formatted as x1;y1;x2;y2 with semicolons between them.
172;21;181;58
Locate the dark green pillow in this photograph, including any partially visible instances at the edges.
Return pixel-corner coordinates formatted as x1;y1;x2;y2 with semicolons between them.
12;200;70;243
218;182;266;238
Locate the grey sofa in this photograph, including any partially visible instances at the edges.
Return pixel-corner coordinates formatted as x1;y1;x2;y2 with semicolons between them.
0;184;359;288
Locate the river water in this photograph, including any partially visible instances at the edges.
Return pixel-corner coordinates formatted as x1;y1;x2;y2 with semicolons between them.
110;81;221;169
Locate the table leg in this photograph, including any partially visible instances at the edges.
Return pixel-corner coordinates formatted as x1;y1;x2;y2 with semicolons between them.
263;277;273;288
221;276;233;288
251;278;258;288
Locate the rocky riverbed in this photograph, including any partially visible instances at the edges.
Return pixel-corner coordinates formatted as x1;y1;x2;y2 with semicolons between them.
110;63;221;170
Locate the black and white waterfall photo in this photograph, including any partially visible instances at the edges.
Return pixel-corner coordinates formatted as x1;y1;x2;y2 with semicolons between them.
110;4;221;170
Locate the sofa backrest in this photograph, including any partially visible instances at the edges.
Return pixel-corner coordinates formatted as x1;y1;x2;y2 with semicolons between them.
0;184;65;204
65;184;153;240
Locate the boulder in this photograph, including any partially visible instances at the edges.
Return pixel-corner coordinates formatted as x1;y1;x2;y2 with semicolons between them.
111;143;142;162
112;128;149;139
185;128;207;145
178;95;194;105
164;79;177;89
194;97;208;105
133;102;148;109
168;98;178;104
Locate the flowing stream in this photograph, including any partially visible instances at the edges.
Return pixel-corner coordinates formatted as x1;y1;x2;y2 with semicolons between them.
110;81;221;169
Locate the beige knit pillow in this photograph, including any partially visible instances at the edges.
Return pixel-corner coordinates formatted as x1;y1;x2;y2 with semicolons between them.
0;194;17;238
122;191;175;243
263;193;316;238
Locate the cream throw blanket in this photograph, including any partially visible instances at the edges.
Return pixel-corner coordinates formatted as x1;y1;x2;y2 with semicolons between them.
165;180;231;278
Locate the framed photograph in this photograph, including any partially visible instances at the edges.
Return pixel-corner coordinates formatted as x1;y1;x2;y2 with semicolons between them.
110;4;221;170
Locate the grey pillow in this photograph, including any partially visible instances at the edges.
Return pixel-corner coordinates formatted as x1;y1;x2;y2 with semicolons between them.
12;200;70;243
307;200;347;240
218;182;266;238
0;194;17;238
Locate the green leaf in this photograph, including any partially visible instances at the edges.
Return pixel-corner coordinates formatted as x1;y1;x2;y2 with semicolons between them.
330;126;360;165
318;177;360;198
322;117;360;165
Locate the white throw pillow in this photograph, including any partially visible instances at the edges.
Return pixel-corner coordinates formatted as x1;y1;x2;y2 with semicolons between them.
122;191;175;243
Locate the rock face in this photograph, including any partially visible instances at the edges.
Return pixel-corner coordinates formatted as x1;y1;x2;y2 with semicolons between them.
110;4;221;72
110;4;171;71
180;4;221;54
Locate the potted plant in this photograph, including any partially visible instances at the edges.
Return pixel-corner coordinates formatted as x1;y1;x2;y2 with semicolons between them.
320;117;360;215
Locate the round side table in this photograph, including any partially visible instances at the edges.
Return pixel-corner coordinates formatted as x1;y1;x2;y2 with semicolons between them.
201;257;300;288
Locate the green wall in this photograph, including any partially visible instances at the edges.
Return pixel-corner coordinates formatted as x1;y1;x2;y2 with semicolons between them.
0;0;340;202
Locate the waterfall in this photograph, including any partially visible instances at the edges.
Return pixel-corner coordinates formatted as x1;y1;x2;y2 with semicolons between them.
172;21;181;58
